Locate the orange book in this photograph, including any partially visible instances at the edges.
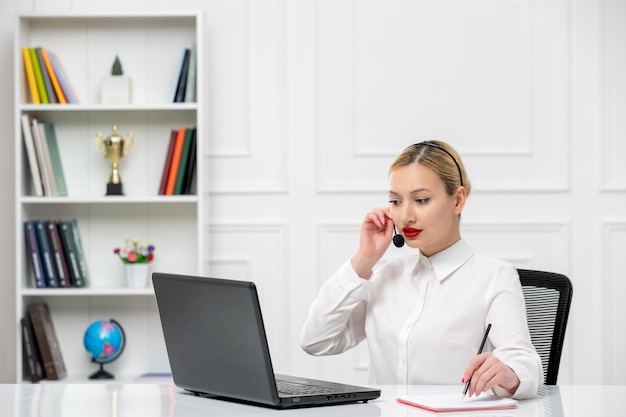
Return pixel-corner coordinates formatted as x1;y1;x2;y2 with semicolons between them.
165;127;187;195
41;48;67;104
22;47;40;103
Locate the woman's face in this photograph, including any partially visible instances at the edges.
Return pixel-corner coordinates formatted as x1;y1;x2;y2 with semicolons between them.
388;162;465;257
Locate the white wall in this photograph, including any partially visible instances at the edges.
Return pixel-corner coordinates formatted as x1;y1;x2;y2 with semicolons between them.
1;0;625;386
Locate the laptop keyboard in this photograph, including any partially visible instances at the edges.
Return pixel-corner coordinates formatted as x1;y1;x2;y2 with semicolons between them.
276;380;335;395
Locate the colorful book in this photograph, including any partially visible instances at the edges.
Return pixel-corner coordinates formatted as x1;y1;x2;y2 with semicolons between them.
158;130;177;195
174;127;194;194
35;47;58;104
45;220;71;288
58;220;85;288
174;48;190;103
47;51;76;104
21;316;44;383
43;122;68;196
41;48;67;104
27;303;67;380
184;43;197;103
22;47;40;104
30;118;52;196
21;114;44;197
34;220;58;288
181;129;197;194
69;219;89;287
165;127;186;195
29;48;48;104
24;221;46;288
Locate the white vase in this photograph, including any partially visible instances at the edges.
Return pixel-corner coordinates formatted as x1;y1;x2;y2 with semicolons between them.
125;263;149;288
101;76;132;104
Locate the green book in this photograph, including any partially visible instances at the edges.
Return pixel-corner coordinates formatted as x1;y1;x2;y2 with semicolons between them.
43;122;67;196
69;219;89;287
174;127;195;195
58;220;83;287
29;48;48;104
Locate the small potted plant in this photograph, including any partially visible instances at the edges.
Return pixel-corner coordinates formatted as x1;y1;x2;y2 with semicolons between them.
101;55;132;104
113;236;155;288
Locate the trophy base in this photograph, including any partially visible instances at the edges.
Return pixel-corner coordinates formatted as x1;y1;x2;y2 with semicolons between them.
106;183;124;196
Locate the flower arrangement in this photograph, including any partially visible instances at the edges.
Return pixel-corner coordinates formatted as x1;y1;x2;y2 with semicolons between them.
113;236;155;264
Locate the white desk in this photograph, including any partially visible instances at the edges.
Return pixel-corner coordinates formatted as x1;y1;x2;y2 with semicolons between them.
2;383;623;416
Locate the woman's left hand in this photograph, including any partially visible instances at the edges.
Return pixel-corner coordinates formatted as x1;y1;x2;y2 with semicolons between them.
461;353;520;397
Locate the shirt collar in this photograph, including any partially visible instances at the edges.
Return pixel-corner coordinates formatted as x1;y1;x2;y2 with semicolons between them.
421;239;474;283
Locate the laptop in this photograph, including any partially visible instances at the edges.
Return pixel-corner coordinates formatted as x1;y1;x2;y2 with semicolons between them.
152;272;381;409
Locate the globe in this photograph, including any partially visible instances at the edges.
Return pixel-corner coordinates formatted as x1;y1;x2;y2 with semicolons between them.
83;319;126;379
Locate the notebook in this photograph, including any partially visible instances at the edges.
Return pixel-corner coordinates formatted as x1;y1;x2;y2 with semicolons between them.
152;272;381;409
397;393;518;413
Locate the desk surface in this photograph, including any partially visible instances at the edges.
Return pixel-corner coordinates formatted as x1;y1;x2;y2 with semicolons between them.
2;383;624;417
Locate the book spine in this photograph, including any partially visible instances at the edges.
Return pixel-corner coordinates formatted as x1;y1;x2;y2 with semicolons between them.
41;48;67;104
158;130;177;195
58;220;83;288
70;219;89;287
24;221;46;288
27;303;66;380
174;127;194;195
21;114;44;196
174;48;191;103
184;43;197;103
35;47;58;104
165;127;186;195
29;48;48;104
22;47;40;104
35;220;58;288
46;220;71;288
30;118;52;196
170;48;188;102
37;122;58;196
21;316;44;382
43;122;68;196
182;128;197;194
47;51;76;104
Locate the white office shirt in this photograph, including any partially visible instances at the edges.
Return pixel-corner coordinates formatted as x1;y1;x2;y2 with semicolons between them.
299;239;543;399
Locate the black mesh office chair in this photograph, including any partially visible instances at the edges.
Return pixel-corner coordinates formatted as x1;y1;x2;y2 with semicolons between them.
517;269;573;385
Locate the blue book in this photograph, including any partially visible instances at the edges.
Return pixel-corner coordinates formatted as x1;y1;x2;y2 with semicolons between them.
23;221;46;288
47;51;76;104
35;220;58;288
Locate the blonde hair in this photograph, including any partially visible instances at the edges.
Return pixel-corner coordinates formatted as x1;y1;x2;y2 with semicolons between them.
389;141;472;197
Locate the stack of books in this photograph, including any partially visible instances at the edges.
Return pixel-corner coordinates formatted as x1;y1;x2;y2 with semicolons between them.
21;302;66;382
22;46;76;104
21;115;68;197
158;126;197;195
171;43;197;103
23;218;89;289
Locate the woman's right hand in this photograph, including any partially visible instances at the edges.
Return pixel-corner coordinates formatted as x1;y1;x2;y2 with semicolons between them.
350;207;394;279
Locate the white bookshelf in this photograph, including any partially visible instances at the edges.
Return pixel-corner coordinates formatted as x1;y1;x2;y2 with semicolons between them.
13;12;204;382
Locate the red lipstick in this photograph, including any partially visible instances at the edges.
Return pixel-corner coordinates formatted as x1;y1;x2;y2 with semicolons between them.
402;227;421;238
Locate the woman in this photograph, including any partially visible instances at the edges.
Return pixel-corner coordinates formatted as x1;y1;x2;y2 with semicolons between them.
299;141;542;399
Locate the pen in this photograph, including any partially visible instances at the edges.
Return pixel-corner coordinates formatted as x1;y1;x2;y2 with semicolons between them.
461;323;492;399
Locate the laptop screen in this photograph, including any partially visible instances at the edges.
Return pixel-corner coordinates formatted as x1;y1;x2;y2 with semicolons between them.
153;273;280;405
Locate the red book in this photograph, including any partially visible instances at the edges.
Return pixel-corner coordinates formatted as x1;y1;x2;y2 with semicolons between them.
158;130;177;195
165;127;186;195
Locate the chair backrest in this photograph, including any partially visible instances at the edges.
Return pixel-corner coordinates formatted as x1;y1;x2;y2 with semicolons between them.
517;269;573;385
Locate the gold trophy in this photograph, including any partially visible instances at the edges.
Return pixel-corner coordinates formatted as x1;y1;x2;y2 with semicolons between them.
95;125;134;195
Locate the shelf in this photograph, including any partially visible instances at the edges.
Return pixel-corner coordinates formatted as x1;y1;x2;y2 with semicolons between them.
14;11;203;383
19;103;198;112
19;196;199;204
20;288;155;297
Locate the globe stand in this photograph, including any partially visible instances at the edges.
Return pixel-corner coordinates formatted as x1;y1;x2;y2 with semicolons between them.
89;362;115;379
